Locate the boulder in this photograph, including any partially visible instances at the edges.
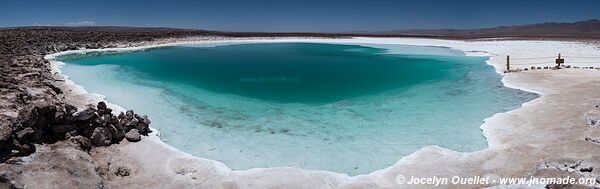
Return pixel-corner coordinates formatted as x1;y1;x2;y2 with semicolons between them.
109;115;119;125
109;124;125;142
125;110;134;119
97;101;107;111
10;139;35;156
54;105;67;121
69;135;92;151
15;127;34;143
50;124;73;134
123;117;139;131
117;112;125;120
90;127;112;147
96;102;112;116
94;114;111;127
125;129;141;142
137;115;151;134
73;108;97;121
35;103;57;118
114;166;132;177
64;104;77;115
17;106;38;127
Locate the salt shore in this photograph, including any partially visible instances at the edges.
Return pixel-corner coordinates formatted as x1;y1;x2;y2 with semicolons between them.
42;37;600;188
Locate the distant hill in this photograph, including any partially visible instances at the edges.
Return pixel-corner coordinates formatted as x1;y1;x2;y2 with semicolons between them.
4;19;600;39
374;19;600;38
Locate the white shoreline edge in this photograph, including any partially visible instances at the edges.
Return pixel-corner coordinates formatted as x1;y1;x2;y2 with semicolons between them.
43;37;595;186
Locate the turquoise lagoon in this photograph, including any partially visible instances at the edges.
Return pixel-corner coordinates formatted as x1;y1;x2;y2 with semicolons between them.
57;43;537;175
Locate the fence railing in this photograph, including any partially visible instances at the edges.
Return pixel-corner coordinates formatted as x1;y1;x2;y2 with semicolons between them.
505;54;600;72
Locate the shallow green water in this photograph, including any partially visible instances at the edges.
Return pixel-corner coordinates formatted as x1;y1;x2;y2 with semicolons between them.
59;43;537;175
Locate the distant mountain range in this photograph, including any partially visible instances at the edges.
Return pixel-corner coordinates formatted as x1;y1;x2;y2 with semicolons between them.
370;19;600;38
4;19;600;39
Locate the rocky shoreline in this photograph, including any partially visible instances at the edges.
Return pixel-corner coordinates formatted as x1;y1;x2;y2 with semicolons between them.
0;28;193;188
2;101;152;161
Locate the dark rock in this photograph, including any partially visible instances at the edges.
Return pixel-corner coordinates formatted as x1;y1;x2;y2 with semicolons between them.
80;123;96;137
118;112;152;134
90;127;112;147
10;139;35;156
0;170;11;183
64;104;77;115
0;149;11;162
15;127;34;143
97;102;107;110
69;135;92;151
54;105;67;121
138;115;151;134
125;110;134;119
117;112;125;120
17;106;38;127
96;102;112;116
95;114;111;127
9;181;24;189
46;83;63;94
109;115;120;128
580;166;593;172
50;124;73;134
35;103;57;116
73;107;97;121
109;124;125;143
125;129;141;142
123;117;139;131
114;166;131;177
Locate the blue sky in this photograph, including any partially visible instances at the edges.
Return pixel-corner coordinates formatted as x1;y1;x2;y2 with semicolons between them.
2;0;600;32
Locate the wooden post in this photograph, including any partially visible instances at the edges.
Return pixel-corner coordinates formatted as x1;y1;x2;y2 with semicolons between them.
506;55;510;71
556;53;564;67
